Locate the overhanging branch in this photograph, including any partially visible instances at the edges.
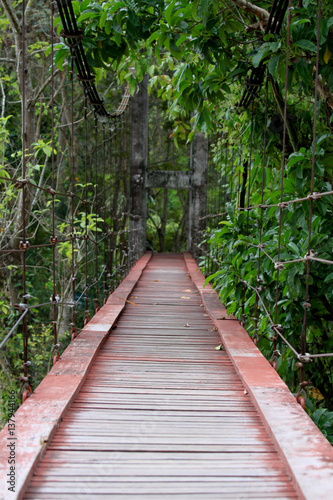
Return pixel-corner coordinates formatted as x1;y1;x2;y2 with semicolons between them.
0;0;22;34
230;0;270;23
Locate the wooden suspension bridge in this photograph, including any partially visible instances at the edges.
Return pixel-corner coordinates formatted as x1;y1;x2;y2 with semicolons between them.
1;0;333;498
1;252;333;499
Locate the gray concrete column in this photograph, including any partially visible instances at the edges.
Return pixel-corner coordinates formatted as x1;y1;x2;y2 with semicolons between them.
188;132;208;257
129;75;149;260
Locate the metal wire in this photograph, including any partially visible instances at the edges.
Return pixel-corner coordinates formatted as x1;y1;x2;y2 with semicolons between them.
51;0;59;364
300;0;322;377
254;71;269;341
239;0;289;108
197;0;333;379
70;45;77;340
21;0;29;393
273;0;293;344
0;1;134;395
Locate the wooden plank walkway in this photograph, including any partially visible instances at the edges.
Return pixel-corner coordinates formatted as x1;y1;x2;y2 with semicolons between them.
23;253;298;499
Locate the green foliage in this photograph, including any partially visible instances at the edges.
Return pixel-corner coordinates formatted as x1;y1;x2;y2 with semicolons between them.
0;115;12;157
306;399;333;444
200;54;333;436
0;322;71;427
147;188;188;251
2;0;333;445
51;0;333;141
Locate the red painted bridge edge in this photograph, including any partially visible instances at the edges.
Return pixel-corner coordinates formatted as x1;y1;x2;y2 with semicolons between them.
1;251;333;500
183;251;333;500
0;252;153;500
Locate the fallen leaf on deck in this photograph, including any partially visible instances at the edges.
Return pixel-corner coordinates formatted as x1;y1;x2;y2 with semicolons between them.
184;289;192;292
184;323;190;327
124;299;138;306
115;296;138;306
210;327;218;332
154;280;159;282
215;344;224;350
181;296;190;299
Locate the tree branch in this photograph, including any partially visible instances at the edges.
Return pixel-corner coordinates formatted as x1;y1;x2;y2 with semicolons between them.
246;20;265;32
0;0;21;35
0;79;5;119
317;75;333;112
319;295;333;319
269;77;298;152
33;66;64;103
221;0;248;27
230;0;270;23
148;213;159;230
29;48;49;57
25;0;36;21
46;71;66;107
0;57;15;63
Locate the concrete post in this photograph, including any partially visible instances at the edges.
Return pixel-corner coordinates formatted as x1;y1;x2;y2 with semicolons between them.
188;132;208;257
129;75;149;260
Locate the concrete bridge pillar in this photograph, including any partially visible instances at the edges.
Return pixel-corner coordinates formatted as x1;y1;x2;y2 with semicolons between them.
129;75;149;260
129;78;208;259
188;133;208;257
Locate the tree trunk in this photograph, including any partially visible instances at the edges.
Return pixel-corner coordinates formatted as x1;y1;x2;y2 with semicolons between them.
269;78;298;152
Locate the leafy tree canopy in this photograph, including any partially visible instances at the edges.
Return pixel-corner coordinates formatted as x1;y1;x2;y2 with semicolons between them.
54;0;333;134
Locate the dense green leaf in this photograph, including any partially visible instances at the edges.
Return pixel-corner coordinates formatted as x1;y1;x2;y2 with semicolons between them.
294;39;318;52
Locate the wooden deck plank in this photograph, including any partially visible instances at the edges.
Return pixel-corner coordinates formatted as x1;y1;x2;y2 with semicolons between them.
22;254;297;499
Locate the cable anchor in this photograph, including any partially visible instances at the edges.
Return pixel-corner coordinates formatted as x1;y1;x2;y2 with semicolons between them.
15;178;27;189
296;381;309;409
297;353;312;363
19;241;30;251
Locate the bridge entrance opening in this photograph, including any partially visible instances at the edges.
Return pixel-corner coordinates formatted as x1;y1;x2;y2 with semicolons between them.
146;188;189;253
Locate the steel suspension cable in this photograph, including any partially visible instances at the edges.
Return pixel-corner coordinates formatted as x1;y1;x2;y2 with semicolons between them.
70;44;77;341
94;117;100;313
21;0;31;402
273;0;293;360
0;0;134;404
102;124;107;304
84;92;90;326
109;125;114;292
51;0;60;366
230;145;235;201
253;71;269;348
246;101;255;235
297;0;322;398
223;135;228;218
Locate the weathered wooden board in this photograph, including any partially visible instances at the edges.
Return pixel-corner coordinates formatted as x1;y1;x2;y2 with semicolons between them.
22;254;297;500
